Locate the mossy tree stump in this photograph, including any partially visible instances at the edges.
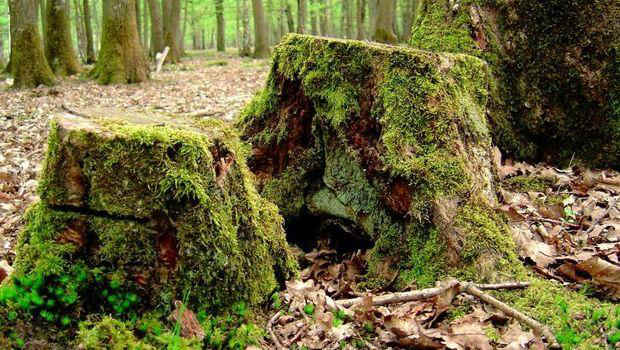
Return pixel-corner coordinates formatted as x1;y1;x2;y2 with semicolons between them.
239;34;520;287
8;110;296;330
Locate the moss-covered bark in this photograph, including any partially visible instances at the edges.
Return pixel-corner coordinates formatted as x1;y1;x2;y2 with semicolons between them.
45;0;82;76
89;0;149;84
238;34;515;287
8;0;56;88
410;0;619;168
1;110;297;345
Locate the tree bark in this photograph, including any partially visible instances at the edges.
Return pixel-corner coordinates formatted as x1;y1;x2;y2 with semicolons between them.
89;0;149;84
374;0;396;43
135;0;142;45
162;0;181;63
253;0;270;58
215;0;225;51
9;0;56;88
297;0;306;34
83;0;96;63
343;0;353;38
400;0;413;41
368;0;377;37
0;30;5;70
73;0;87;61
148;0;164;56
356;0;366;40
45;0;81;75
180;0;188;54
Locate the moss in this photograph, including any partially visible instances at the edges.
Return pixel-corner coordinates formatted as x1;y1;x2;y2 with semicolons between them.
503;175;555;192
499;279;619;350
77;317;156;350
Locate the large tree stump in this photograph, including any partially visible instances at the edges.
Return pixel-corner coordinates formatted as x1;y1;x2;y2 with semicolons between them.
12;110;297;320
239;34;522;287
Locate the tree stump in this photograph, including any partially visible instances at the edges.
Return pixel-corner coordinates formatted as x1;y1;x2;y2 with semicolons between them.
12;110;297;320
238;34;522;287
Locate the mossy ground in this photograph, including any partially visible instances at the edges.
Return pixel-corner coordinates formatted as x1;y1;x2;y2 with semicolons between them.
410;0;619;168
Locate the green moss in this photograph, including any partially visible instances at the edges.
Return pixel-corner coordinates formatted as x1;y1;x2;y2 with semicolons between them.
503;175;555;192
499;279;618;350
77;317;156;350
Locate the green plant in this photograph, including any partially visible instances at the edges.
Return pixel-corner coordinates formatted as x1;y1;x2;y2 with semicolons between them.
333;309;348;328
303;303;315;316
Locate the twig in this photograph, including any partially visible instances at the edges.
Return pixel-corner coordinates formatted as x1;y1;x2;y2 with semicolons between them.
531;217;580;229
61;104;90;118
460;282;560;349
336;279;460;308
267;311;285;350
476;282;530;290
286;324;309;346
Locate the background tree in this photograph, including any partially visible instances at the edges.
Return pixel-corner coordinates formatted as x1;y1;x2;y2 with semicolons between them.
45;0;81;75
215;0;225;51
89;0;148;84
356;0;365;39
8;0;55;88
318;0;328;36
163;0;181;63
252;0;270;58
374;0;396;43
297;0;306;34
147;0;164;56
240;0;251;56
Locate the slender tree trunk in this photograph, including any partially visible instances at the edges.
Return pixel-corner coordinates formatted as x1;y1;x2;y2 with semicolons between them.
368;0;377;37
285;2;295;33
252;0;270;58
391;0;399;39
74;0;87;61
93;0;100;52
148;0;164;56
39;0;46;42
267;0;276;44
45;0;81;75
215;0;225;51
297;0;306;34
89;0;149;84
400;0;413;41
0;30;6;69
9;0;56;88
181;0;188;54
142;0;149;52
356;0;366;40
162;0;181;63
343;0;352;38
309;0;318;35
319;0;328;36
374;0;396;43
236;0;241;48
278;0;285;38
82;0;96;63
240;0;252;56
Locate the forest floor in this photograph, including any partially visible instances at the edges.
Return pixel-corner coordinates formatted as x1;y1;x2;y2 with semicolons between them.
0;51;619;349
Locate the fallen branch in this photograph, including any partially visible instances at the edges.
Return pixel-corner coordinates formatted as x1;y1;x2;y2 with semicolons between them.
476;281;531;290
460;282;560;349
267;311;285;350
336;279;460;308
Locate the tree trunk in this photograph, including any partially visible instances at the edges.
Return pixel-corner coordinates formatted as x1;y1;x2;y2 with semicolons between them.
73;0;87;62
39;0;46;41
368;0;377;37
0;32;5;70
297;0;306;34
162;0;181;63
180;0;188;54
215;0;225;51
9;0;56;88
391;0;399;39
400;0;413;41
83;0;96;63
356;0;366;40
309;0;318;35
343;0;353;38
236;0;241;48
148;0;164;57
240;0;252;56
285;2;295;33
318;0;328;36
89;0;149;84
252;0;270;58
374;0;396;43
45;0;81;75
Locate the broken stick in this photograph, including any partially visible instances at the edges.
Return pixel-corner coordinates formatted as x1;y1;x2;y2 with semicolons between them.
267;311;285;350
